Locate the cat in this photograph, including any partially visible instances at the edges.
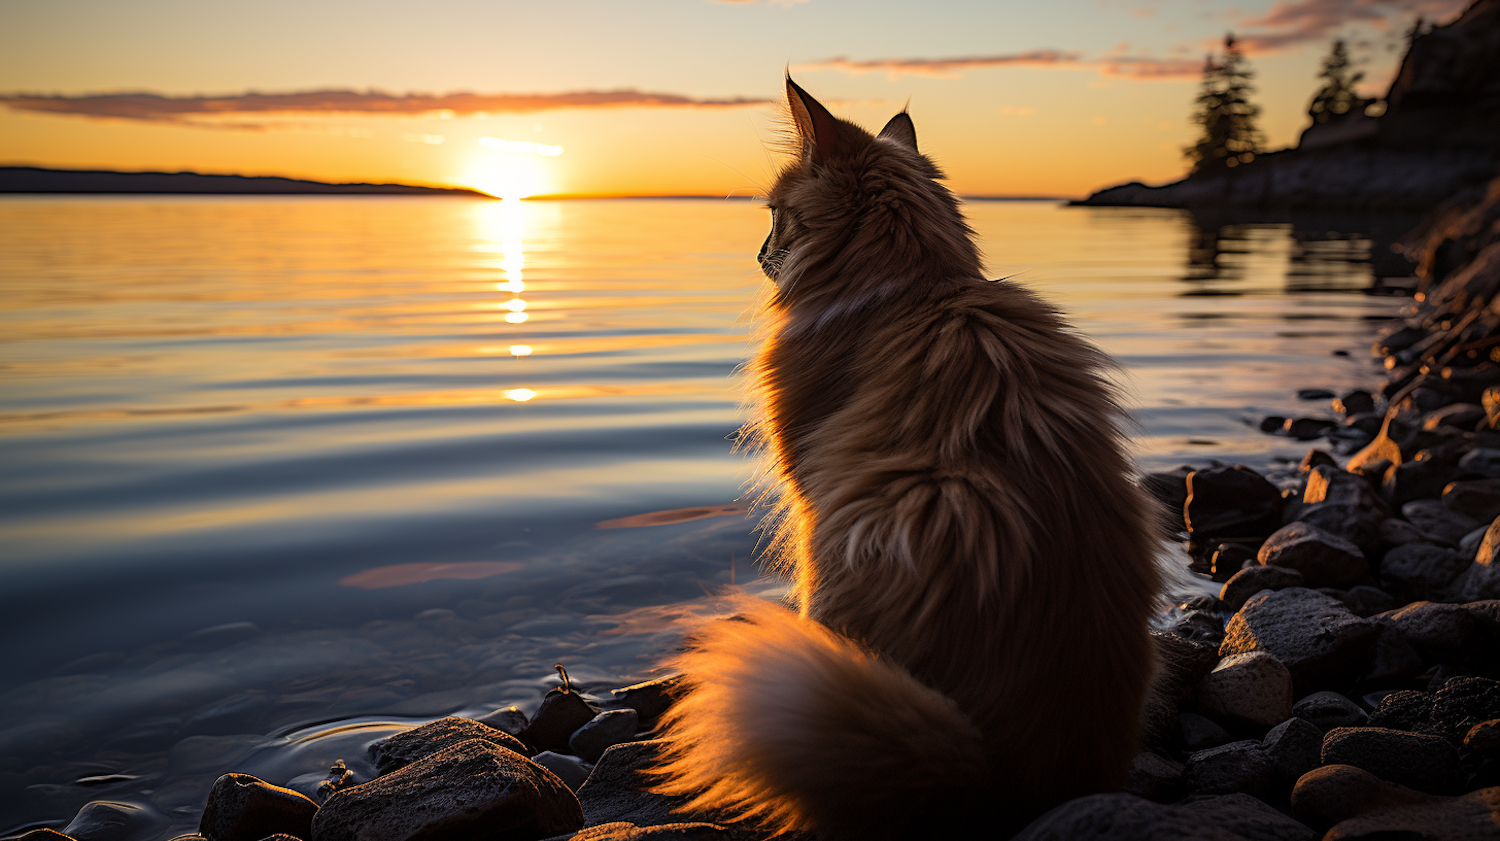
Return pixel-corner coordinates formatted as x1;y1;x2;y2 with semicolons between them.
652;77;1166;840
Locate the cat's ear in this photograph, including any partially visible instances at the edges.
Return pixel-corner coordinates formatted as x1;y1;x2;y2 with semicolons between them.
878;111;918;152
786;76;842;166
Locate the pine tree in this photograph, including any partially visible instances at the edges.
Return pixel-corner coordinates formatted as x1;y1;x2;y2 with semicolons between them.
1308;39;1364;124
1184;34;1265;174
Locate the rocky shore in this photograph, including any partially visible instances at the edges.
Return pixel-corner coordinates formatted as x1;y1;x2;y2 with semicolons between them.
7;183;1499;840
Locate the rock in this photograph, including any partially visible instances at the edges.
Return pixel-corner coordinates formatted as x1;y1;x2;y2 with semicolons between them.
1359;625;1426;684
1209;543;1259;582
1375;601;1478;664
1298;389;1337;401
313;739;583;841
1165;610;1226;648
1144;632;1222;751
570;709;639;764
540;823;732;840
1261;717;1322;783
1379;543;1469;601
1459;448;1500;479
1256;522;1367;588
1339;585;1396;617
1299;449;1338;473
1125;753;1187;803
1197;652;1294;732
532;751;592;791
1186;466;1285;539
8;832;76;841
1220;588;1379;692
369;716;531;774
521;689;599;754
1220;566;1305;611
1444;479;1500;523
198;775;316;841
1467;720;1500;756
1384;457;1460;508
610;675;684;731
1180;712;1234;752
1261;416;1288;434
1321;726;1464;793
1368;689;1432;732
1291;691;1368;732
1183;740;1275;799
1430;677;1500;744
1424;403;1487;431
1284;418;1335;440
1012;792;1316;841
62;802;157;841
1403;499;1483;545
1335;390;1376;416
1322;786;1500;841
474;705;529;737
576;740;685;828
1289;764;1430;830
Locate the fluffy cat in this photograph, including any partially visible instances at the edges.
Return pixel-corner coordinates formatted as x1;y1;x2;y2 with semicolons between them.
653;78;1166;839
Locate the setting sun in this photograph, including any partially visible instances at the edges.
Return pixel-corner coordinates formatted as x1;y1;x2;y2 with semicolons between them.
466;142;557;200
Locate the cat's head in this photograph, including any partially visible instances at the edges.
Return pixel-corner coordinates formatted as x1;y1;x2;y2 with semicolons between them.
758;77;975;293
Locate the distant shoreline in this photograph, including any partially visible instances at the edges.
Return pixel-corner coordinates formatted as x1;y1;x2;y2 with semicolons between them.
0;166;1073;202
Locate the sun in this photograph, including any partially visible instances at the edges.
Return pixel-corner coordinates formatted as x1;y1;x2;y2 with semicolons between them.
466;154;553;200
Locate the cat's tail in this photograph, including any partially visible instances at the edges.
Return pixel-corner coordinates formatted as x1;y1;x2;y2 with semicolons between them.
652;594;988;840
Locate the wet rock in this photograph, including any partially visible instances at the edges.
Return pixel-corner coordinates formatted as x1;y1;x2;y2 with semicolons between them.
285;760;354;804
1185;466;1285;539
1322;726;1464;793
1299;449;1338;473
1359;625;1426;684
1220;588;1379;692
521;689;599;754
1284;418;1335;441
8;831;76;841
199;775;316;841
313;739;583;841
1184;740;1275;799
1430;677;1500;744
1403;499;1483;545
1375;601;1478;664
1261;717;1322;783
1197;652;1294;732
60;802;158;841
1424;403;1487;431
1181;711;1234;752
1322;786;1500;840
474;705;529;737
1165;610;1226;648
610;675;684;731
1335;390;1376;416
532;751;592;791
1458;447;1500;479
1379;543;1469;601
540;823;732;840
1261;415;1288;434
576;740;683;828
1125;752;1187;802
1256;522;1367;589
1012;792;1316;841
369;716;531;774
570;709;639;764
1289;764;1430;831
1384;457;1459;508
1444;479;1500;523
1291;691;1367;732
1298;389;1337;401
1221;566;1305;612
1209;543;1259;582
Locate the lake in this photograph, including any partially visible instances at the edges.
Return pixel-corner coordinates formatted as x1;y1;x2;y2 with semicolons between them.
0;195;1408;835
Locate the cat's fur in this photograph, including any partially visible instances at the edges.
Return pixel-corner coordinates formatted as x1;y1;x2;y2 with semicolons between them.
653;78;1165;839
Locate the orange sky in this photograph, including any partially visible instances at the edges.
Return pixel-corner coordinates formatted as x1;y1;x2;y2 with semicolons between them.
0;0;1470;198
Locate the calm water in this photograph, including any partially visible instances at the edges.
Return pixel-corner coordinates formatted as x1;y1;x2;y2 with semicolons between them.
0;196;1405;834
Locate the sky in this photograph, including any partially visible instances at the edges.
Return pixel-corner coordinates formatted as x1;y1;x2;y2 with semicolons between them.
0;0;1472;198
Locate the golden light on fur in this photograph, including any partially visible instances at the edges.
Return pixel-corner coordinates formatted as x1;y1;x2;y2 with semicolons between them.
655;77;1166;840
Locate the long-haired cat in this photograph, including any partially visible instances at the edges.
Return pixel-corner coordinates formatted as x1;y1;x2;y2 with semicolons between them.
654;78;1165;839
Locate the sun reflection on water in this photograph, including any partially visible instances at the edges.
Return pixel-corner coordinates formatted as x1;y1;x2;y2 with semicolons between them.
475;201;538;398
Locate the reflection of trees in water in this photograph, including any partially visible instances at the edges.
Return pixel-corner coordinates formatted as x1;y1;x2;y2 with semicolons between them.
1178;208;1420;296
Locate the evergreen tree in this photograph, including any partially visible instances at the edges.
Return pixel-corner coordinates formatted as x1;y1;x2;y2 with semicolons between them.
1184;34;1265;174
1308;39;1364;123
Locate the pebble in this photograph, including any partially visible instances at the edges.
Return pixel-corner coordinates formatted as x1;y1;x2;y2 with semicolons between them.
474;705;529;737
521;688;600;755
1196;652;1294;732
570;708;639;764
1220;588;1379;693
1321;726;1465;794
1291;691;1367;731
1255;522;1367;589
198;774;317;841
1284;418;1335;440
1297;388;1337;401
369;716;532;774
313;739;583;841
1260;717;1322;783
1220;565;1304;611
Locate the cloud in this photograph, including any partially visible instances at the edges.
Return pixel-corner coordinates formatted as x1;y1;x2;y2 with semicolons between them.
1235;0;1469;53
796;50;1203;80
0;88;773;128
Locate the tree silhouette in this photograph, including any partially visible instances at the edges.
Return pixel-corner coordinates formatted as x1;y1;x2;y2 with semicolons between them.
1184;34;1265;174
1308;39;1364;123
